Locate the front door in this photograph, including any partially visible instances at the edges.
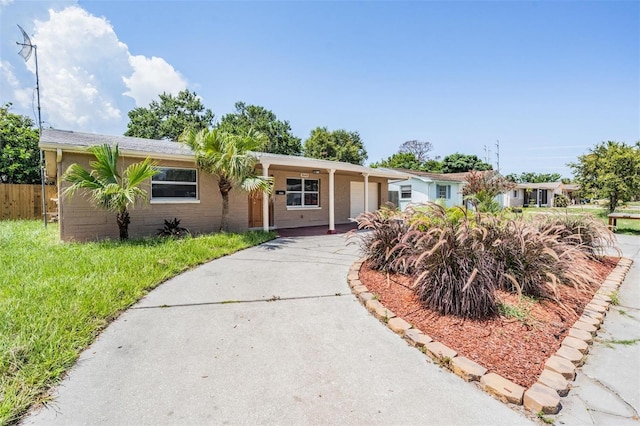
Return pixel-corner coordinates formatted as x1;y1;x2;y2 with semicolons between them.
248;192;274;228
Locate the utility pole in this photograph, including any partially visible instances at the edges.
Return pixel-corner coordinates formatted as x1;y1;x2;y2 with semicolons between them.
496;139;500;173
16;24;47;227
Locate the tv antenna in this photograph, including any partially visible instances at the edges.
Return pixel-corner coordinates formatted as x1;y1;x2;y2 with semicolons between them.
16;24;47;227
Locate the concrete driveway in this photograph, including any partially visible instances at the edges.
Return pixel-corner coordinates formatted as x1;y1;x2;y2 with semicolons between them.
24;233;531;425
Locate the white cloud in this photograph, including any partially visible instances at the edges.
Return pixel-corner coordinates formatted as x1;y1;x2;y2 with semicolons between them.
123;55;187;107
0;0;15;6
10;5;188;134
0;60;31;109
1;60;19;87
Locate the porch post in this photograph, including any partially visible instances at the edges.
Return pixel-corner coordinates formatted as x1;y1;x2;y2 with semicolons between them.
262;163;270;232
363;173;369;212
328;168;336;234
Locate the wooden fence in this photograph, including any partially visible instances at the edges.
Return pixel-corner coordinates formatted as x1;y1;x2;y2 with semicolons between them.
0;184;58;220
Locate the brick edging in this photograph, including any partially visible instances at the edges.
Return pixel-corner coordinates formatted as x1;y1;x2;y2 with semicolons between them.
347;257;634;415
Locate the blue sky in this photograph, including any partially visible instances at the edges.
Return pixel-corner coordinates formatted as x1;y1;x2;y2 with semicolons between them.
1;1;638;177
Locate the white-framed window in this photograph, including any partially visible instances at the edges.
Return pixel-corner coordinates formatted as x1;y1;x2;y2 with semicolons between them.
436;184;451;199
513;190;519;198
400;185;412;199
286;178;319;208
151;167;198;201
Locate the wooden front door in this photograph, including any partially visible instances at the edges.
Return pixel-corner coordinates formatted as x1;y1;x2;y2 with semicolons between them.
248;192;274;228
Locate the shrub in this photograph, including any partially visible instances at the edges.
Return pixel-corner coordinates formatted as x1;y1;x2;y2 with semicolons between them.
534;213;616;259
402;204;498;318
354;204;411;273
553;194;570;208
157;218;190;238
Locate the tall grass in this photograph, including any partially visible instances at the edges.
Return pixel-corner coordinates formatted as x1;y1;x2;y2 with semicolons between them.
0;220;274;424
355;203;614;319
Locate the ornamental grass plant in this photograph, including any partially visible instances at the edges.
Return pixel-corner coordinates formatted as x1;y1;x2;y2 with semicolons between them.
355;202;615;319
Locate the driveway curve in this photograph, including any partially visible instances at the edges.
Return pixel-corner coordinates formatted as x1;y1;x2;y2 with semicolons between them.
24;234;530;425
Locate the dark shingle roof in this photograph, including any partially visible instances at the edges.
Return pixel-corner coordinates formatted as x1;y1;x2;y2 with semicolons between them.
40;128;194;158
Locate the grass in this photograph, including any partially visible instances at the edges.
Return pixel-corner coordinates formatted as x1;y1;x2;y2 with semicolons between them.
497;296;536;326
519;206;640;235
0;220;275;424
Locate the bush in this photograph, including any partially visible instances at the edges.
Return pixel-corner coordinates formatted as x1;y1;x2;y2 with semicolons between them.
534;213;616;259
157;218;190;238
401;204;498;318
354;204;411;273
356;203;605;319
553;194;570;208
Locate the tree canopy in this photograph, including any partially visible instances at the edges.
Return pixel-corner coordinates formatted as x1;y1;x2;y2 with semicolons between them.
569;141;640;212
125;90;214;141
303;127;367;165
506;172;562;183
398;140;433;163
441;153;492;173
217;102;302;156
462;170;515;213
0;103;41;184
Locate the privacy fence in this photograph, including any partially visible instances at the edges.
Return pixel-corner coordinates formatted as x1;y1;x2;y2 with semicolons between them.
0;184;58;220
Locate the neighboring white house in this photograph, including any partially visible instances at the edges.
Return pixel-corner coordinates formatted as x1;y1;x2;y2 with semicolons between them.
386;170;467;210
504;182;580;208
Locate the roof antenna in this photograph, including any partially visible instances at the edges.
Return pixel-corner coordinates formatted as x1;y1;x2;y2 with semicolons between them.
16;24;47;227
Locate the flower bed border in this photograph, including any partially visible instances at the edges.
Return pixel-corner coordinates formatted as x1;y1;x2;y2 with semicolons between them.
347;257;633;415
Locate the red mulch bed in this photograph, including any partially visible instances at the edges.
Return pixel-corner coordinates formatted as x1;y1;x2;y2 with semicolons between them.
358;257;618;388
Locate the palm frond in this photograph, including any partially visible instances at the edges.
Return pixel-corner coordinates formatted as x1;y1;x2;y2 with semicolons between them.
88;144;120;184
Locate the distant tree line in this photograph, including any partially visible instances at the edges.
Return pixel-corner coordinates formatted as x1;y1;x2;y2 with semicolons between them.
124;90;367;165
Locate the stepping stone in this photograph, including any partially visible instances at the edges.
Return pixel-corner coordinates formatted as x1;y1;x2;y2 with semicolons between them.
424;341;457;362
568;327;593;344
480;373;525;405
582;309;604;322
349;278;363;288
352;285;369;295
524;383;561;414
556;345;584;366
592;293;611;303
544;355;576;380
358;292;374;303
387;317;411;335
537;369;570;396
590;298;610;309
404;329;432;347
450;356;487;382
562;336;589;354
365;299;395;321
573;320;597;335
578;314;600;328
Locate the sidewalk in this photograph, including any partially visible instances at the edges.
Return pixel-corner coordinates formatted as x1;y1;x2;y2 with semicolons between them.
553;234;640;425
23;233;530;425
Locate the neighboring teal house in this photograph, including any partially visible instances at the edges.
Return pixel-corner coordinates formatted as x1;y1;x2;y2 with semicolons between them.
386;169;468;210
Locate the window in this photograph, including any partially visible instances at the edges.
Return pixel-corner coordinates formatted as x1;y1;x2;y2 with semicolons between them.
151;167;197;200
286;178;319;208
400;185;412;199
513;190;519;198
436;184;451;199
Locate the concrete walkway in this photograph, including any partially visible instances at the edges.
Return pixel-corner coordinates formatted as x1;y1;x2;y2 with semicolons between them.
24;233;531;425
553;234;640;425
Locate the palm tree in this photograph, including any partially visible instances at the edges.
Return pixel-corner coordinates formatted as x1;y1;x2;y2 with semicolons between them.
63;144;158;240
180;128;273;231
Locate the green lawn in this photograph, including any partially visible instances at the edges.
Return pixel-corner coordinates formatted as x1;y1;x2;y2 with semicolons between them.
519;206;640;235
0;221;275;424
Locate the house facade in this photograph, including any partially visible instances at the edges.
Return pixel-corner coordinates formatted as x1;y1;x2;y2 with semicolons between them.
504;182;579;208
40;129;408;241
387;170;467;209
